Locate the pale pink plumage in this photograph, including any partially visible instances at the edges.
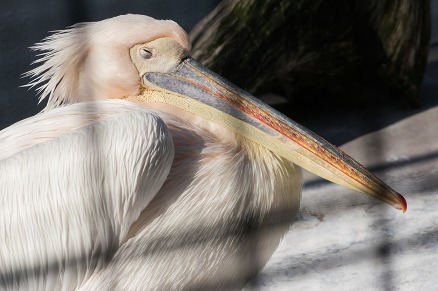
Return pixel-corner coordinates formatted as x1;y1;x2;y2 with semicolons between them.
1;14;301;290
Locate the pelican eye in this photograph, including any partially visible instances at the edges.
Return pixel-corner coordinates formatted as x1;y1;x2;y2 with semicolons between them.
140;48;153;59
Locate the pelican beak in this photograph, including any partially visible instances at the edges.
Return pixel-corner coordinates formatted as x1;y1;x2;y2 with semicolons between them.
136;57;407;212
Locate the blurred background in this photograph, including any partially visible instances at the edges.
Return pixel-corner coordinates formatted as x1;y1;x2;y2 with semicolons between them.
1;1;437;290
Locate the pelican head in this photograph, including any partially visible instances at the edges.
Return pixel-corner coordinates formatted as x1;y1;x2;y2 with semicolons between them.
26;14;406;212
26;14;190;110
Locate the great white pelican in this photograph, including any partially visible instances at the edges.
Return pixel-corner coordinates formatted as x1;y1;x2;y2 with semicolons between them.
0;14;406;290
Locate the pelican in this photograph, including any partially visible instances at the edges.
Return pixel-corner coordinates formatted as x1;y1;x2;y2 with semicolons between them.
0;14;406;290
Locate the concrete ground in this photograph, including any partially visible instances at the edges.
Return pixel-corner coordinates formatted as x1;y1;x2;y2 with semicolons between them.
245;49;438;290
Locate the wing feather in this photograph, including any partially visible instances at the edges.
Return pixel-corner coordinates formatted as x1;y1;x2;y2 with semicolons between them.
0;100;174;290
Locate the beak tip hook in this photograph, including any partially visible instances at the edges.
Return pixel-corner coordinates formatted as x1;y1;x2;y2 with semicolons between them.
395;192;407;213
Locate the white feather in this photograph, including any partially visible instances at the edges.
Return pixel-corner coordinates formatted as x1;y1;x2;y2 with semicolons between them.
0;100;174;290
77;105;302;290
